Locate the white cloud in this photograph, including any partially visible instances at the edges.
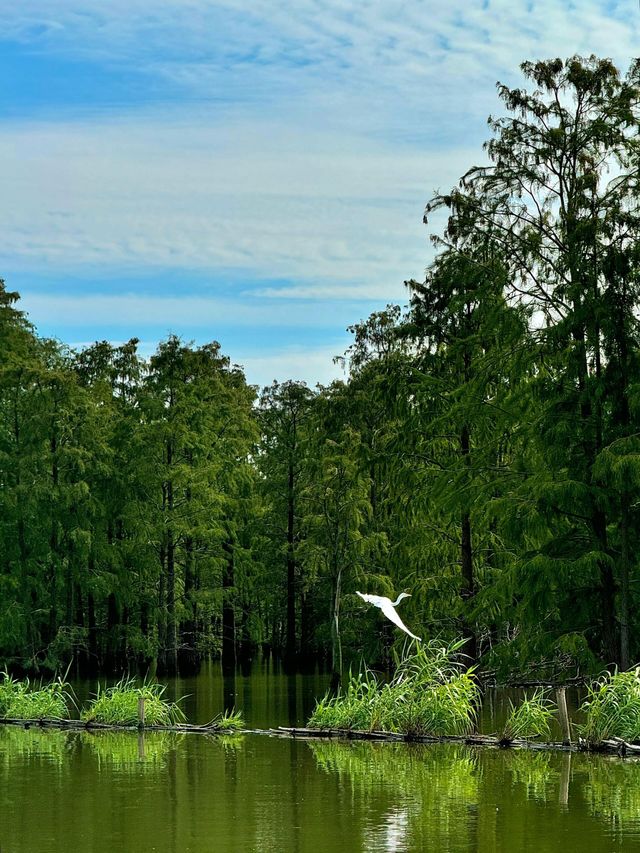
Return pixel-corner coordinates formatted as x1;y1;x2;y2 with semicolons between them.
0;116;465;293
2;0;639;386
235;342;349;388
20;290;373;329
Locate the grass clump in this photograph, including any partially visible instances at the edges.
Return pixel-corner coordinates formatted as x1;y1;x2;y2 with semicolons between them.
81;678;186;726
579;667;640;744
309;640;479;737
502;689;555;741
0;673;71;720
211;709;244;732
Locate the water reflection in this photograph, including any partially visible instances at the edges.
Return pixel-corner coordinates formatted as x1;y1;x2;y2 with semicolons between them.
582;755;640;832
3;670;640;852
308;739;640;851
504;749;557;801
81;730;181;771
311;741;480;851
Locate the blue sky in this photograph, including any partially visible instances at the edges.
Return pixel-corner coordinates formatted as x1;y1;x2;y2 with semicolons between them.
1;1;638;386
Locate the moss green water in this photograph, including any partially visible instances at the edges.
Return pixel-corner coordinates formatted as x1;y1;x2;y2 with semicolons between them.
2;667;640;852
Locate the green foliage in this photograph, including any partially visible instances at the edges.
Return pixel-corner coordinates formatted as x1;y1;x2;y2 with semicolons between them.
502;689;555;741
579;668;640;744
210;709;244;732
80;678;186;726
3;55;640;679
308;640;479;736
0;672;71;720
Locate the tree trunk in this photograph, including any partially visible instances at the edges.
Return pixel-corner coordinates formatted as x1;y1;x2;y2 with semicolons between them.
593;507;617;665
222;538;236;673
286;456;296;661
331;563;343;682
460;423;477;664
619;500;631;670
179;535;198;673
165;433;177;674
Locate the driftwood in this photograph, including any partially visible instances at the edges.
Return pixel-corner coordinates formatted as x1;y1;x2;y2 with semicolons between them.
269;726;640;755
4;717;640;756
0;717;235;735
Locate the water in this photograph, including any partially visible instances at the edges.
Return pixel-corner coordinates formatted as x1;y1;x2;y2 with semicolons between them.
2;664;640;852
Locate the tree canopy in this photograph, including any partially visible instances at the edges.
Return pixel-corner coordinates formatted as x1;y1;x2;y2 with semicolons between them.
2;55;640;680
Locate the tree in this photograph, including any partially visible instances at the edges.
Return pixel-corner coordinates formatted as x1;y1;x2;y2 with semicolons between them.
256;381;315;661
428;56;640;666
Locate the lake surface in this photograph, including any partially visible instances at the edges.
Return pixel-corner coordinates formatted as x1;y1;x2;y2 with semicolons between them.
2;661;640;852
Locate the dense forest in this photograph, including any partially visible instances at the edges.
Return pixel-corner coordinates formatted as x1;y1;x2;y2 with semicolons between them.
2;55;640;680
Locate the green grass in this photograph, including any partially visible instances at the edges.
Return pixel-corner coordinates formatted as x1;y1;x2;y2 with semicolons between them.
308;640;479;737
0;672;71;720
502;689;555;741
81;678;186;726
210;709;244;731
579;667;640;744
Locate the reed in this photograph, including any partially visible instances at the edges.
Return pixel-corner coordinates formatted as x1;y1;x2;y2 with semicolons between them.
502;689;555;741
579;667;640;744
308;639;479;737
81;678;186;726
0;672;71;720
211;709;244;731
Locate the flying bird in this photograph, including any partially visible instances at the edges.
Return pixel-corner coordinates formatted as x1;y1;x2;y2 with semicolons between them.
356;591;421;641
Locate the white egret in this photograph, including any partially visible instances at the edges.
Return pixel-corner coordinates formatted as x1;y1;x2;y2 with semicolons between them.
356;591;421;641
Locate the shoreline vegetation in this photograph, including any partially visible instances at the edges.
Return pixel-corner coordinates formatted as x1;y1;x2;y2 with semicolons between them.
5;654;640;755
0;673;244;733
304;645;640;755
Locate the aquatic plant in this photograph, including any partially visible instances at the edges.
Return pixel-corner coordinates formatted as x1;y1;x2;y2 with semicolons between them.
579;667;640;744
308;640;479;736
81;678;186;726
211;709;244;732
502;689;555;741
0;672;71;720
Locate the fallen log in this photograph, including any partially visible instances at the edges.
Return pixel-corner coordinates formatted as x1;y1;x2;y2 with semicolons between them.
0;716;237;735
269;726;627;754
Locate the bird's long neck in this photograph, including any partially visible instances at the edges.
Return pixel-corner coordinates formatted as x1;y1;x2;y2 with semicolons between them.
392;594;405;607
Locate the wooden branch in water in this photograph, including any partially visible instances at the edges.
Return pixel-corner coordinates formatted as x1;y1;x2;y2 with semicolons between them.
270;726;635;755
0;717;236;735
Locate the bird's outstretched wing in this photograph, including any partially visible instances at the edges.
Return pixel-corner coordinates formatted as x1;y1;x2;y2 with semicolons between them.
356;591;380;606
379;601;421;641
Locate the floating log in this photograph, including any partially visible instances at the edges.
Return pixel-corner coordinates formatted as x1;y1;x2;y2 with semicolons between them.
0;717;237;735
269;726;636;755
3;717;640;756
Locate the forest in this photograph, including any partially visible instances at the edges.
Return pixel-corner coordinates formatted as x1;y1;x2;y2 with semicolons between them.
2;55;640;681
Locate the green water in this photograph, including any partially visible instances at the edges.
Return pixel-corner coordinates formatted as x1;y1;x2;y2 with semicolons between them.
2;666;640;852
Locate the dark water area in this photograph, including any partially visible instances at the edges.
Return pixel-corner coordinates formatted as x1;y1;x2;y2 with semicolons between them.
2;663;640;852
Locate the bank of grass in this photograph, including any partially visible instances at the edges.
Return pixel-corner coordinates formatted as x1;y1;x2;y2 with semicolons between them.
503;689;555;741
308;641;479;737
579;667;640;744
0;672;71;720
81;678;186;726
0;673;244;731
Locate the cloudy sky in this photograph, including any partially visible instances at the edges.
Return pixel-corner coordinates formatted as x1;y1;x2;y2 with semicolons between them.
1;1;638;386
